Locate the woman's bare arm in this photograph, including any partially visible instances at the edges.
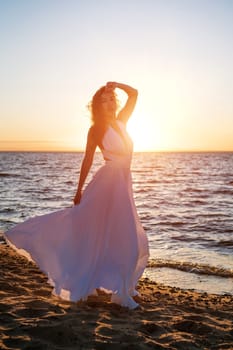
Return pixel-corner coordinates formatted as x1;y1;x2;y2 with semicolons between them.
107;82;138;124
73;127;97;205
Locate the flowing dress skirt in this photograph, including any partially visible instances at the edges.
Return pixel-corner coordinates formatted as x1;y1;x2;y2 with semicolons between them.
5;160;149;309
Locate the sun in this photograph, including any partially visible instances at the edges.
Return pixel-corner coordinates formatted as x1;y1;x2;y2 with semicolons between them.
127;114;162;152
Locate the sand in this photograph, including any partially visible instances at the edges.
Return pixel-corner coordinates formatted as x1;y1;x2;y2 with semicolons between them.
0;244;232;350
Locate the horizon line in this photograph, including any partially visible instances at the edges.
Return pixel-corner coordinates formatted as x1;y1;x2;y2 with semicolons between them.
0;149;233;153
0;141;233;153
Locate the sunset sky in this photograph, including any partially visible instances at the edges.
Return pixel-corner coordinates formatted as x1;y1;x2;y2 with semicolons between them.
1;0;233;152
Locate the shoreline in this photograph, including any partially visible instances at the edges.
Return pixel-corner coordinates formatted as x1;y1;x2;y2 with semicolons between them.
1;233;232;297
1;244;233;349
144;266;233;296
1;235;232;297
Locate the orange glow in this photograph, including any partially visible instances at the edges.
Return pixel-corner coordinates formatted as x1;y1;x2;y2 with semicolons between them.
0;140;81;152
127;116;162;152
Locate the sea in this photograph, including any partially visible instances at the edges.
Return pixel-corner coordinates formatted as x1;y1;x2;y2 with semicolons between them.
0;151;233;295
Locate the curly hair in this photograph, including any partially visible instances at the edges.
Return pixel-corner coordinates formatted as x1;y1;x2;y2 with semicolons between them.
88;86;119;149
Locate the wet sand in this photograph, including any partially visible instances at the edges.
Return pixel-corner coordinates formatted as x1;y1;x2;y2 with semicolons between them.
0;244;232;350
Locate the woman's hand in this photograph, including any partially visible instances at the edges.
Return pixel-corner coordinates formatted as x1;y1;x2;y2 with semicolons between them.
73;191;82;205
105;81;116;92
106;82;137;124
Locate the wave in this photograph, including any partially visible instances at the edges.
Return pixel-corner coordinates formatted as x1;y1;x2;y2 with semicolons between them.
183;187;205;193
212;189;233;195
0;208;15;213
0;172;20;177
157;221;185;227
210;240;233;248
147;259;233;278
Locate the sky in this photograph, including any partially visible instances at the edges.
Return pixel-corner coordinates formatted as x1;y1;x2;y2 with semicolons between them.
0;0;233;152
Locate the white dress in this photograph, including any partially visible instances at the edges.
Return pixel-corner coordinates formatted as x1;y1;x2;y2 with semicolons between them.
5;120;149;309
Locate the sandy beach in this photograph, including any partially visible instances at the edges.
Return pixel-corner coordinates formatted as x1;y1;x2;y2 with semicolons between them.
0;244;232;350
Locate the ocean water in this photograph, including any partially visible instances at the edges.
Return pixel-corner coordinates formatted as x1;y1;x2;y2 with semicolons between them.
0;151;233;295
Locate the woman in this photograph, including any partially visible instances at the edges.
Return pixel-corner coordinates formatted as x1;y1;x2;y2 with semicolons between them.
5;82;149;309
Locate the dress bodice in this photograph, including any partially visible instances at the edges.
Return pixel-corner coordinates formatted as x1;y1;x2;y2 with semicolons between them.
101;120;133;167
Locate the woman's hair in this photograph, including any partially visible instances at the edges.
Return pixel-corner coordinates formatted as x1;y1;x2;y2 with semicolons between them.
88;86;119;149
90;86;106;125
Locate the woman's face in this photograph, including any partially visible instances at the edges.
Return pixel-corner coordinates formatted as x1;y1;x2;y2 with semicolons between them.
100;91;117;117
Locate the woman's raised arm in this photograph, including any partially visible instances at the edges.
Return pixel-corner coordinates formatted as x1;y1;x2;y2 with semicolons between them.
106;82;138;124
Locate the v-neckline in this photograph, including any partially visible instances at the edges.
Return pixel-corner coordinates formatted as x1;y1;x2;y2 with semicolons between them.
109;121;128;150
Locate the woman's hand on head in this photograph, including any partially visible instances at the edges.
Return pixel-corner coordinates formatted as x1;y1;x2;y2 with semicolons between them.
105;82;116;92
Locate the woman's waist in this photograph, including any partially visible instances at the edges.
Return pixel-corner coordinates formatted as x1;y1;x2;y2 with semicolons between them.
102;149;131;164
104;157;131;169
